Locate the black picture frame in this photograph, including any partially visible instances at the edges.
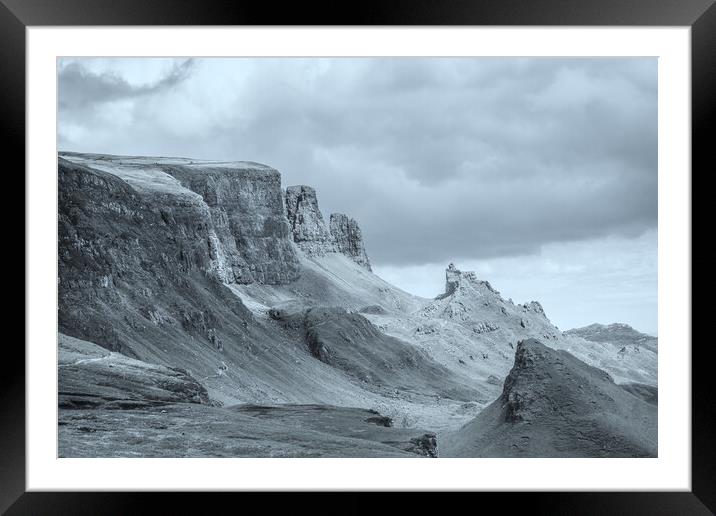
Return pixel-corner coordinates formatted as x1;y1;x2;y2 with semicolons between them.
5;0;712;513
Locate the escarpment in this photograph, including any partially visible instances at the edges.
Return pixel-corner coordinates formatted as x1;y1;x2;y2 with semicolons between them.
165;164;300;284
58;156;262;360
58;153;374;365
60;153;301;286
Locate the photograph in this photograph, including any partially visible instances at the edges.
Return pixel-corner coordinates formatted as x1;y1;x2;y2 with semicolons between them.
57;56;659;458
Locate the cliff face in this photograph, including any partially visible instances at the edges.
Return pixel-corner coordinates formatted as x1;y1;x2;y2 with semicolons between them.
60;153;300;286
285;185;372;270
58;156;258;359
329;213;372;271
165;165;299;284
285;185;335;256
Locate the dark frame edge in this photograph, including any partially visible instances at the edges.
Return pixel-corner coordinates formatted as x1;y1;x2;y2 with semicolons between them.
7;0;713;514
691;1;716;513
0;1;26;515
0;0;715;25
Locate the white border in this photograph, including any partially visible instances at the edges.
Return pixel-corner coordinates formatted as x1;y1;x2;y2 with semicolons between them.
27;27;691;491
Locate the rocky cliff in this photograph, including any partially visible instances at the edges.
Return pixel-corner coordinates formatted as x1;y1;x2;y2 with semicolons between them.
285;185;335;256
166;163;300;284
60;153;300;286
58;155;261;361
329;213;372;271
285;185;372;270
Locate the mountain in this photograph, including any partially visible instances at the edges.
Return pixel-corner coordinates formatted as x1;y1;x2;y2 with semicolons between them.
442;339;657;457
57;152;657;457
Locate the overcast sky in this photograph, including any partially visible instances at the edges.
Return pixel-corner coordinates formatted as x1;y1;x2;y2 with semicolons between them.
58;57;658;335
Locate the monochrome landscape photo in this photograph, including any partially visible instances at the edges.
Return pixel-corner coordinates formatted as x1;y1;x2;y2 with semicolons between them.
58;57;657;458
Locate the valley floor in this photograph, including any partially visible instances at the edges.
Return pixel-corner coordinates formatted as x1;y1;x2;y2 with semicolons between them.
59;403;437;458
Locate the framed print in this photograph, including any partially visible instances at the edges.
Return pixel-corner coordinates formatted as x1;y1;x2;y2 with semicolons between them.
6;0;713;513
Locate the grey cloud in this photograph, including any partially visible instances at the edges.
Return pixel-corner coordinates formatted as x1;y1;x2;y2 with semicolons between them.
58;59;195;110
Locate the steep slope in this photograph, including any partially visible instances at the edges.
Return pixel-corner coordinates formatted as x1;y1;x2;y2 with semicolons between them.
59;156;298;405
442;339;657;458
281;306;480;401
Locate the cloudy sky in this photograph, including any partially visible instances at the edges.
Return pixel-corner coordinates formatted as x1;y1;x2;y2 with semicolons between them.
58;57;658;335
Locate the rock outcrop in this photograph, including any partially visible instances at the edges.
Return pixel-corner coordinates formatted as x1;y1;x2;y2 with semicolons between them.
441;263;495;299
285;185;335;256
329;213;372;271
285;185;373;269
520;300;547;319
442;339;657;457
444;263;462;295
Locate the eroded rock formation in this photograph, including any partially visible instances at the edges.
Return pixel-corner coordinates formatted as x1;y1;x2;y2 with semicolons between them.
285;185;335;256
329;213;372;271
285;185;372;269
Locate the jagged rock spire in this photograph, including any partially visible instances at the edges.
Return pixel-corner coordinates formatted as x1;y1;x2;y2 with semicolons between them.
284;185;335;256
284;185;372;270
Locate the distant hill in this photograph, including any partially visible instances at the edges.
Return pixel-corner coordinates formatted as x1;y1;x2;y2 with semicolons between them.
566;323;658;353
